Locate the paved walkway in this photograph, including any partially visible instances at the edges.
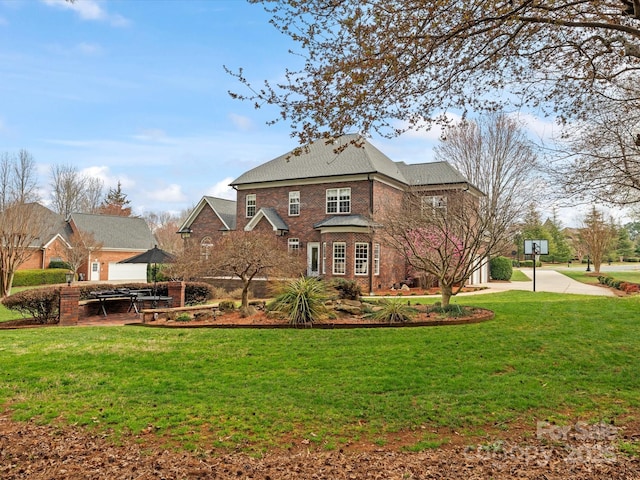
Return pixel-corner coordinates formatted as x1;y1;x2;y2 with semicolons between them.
464;268;615;297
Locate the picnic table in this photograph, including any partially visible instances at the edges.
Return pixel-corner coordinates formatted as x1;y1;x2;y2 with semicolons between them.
89;288;154;317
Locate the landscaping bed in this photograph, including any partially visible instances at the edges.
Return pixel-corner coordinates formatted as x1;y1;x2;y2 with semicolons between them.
140;304;494;328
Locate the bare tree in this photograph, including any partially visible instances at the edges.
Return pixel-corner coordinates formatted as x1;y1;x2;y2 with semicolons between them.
143;211;186;254
381;190;503;306
1;150;40;210
50;164;104;217
0;203;53;298
207;231;302;312
12;150;39;204
231;1;640;144
434;113;540;253
578;206;617;274
58;230;103;280
549;80;640;207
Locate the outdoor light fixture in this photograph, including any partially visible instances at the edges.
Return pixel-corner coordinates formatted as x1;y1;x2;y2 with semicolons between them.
180;228;192;239
65;271;73;286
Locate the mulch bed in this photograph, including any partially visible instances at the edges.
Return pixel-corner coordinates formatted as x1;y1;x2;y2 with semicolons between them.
139;306;494;329
1;411;639;479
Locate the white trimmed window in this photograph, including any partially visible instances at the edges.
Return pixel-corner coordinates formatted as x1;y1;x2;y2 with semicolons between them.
246;194;256;218
322;242;327;274
200;236;213;261
326;188;351;214
373;243;380;276
333;242;346;275
421;195;447;213
355;243;369;275
289;191;300;216
288;238;300;253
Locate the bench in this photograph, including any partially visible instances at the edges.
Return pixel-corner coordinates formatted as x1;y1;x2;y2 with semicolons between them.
140;303;220;323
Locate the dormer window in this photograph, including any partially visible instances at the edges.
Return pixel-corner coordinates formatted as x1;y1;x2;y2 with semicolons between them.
326;188;351;214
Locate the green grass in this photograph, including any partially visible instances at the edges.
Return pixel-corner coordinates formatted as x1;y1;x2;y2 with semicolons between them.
0;286;33;322
510;269;530;282
560;269;640;285
0;291;639;452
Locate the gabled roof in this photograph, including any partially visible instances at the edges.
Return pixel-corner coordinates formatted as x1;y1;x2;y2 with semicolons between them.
68;213;155;250
231;134;408;186
244;207;289;232
178;196;237;233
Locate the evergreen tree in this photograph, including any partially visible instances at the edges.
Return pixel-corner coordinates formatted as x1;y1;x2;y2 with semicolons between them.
615;226;635;261
98;181;132;216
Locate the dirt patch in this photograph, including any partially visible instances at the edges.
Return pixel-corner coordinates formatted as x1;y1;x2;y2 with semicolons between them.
1;412;639;479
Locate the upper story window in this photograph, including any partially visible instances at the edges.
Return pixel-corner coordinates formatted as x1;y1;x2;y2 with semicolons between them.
326;187;351;214
421;195;447;214
289;191;300;216
246;194;256;218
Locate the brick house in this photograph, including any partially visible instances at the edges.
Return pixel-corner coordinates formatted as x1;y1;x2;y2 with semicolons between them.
178;134;488;293
19;204;156;282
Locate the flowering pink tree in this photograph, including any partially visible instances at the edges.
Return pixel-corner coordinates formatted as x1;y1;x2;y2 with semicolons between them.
382;191;500;306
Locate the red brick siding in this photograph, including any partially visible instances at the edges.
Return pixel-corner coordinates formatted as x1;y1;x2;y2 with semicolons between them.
188;205;228;246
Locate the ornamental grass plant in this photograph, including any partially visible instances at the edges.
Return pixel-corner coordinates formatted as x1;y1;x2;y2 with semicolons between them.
268;276;329;326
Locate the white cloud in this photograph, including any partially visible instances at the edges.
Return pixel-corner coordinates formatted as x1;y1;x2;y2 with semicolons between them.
145;183;187;203
508;112;560;143
229;113;254;131
206;177;235;200
132;129;172;144
41;0;131;27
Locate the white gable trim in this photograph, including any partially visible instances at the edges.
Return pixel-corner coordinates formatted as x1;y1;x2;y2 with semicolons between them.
244;209;280;232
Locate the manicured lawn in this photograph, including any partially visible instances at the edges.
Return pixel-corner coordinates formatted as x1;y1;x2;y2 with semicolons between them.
510;269;530;281
0;287;33;322
0;291;639;452
560;269;640;285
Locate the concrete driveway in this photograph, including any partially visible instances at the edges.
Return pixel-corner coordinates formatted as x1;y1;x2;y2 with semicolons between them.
468;268;616;297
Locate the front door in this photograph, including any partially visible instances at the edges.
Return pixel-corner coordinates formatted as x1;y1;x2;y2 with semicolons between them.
307;242;320;277
90;261;100;281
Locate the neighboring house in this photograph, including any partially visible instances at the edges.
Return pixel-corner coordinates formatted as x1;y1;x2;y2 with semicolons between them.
19;205;156;282
178;134;489;293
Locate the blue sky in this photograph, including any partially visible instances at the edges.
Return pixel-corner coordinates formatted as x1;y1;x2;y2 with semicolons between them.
1;0;583;224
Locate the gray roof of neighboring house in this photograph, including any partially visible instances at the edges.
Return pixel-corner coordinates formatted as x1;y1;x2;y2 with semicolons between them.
314;215;377;229
204;196;237;230
68;213;156;250
230;134;477;190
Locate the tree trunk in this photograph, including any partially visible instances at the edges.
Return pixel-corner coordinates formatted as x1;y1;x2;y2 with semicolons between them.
241;279;250;310
440;283;453;307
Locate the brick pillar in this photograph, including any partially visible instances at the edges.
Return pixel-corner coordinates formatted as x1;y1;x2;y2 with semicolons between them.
59;286;80;326
167;281;185;308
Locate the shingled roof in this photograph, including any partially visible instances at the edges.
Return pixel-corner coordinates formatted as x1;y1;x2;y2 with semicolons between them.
231;134;408;186
68;213;155;250
230;134;477;191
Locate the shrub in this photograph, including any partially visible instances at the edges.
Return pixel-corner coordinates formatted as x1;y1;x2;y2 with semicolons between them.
368;299;417;323
490;256;513;281
210;286;229;299
48;260;71;270
175;313;192;322
12;269;69;287
427;303;472;318
2;287;60;324
228;288;245;300
218;300;236;311
185;282;214;305
331;279;362;300
269;276;329;326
